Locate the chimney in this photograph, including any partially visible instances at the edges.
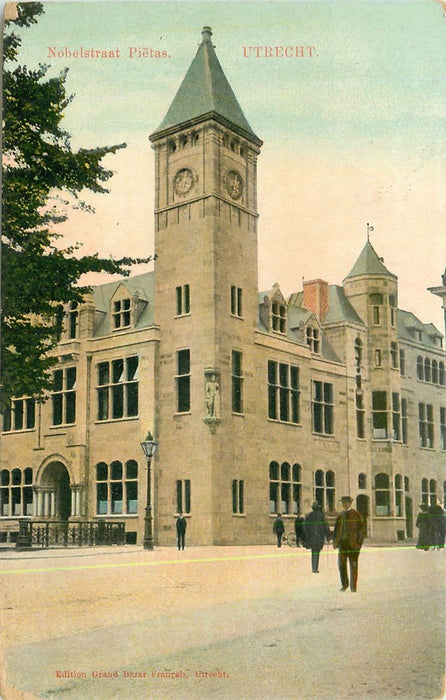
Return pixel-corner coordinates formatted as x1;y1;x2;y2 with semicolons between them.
302;279;329;321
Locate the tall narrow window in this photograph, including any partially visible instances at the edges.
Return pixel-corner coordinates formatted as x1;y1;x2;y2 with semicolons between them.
421;478;429;505
232;480;244;514
372;391;387;439
176;479;191;514
416;356;424;380
424;358;431;383
230;286;243;318
176;350;191;413
399;349;406;376
432;360;439;384
389;295;396;327
52;367;76;425
113;298;131;329
176;284;190;316
370;293;383;325
97;357;138;421
440;407;446;450
375;349;382;367
232;350;243;413
356;392;365;438
68;301;79;339
395;474;403;516
312;381;334;435
375;473;390;516
392;393;401;441
401;398;408;445
419;403;434;448
390;342;398;369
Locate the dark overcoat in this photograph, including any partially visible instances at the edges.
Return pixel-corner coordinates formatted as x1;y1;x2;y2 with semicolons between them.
304;509;330;551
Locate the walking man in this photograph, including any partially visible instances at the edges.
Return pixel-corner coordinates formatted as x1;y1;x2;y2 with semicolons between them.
333;496;366;592
304;501;331;573
176;511;187;550
273;513;285;548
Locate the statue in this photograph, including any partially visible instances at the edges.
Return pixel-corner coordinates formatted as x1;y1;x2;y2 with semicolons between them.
205;374;220;418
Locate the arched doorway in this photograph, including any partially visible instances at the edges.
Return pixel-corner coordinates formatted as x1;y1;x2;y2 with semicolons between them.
38;461;71;520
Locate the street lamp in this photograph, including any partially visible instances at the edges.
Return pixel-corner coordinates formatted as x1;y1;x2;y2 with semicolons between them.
140;431;158;550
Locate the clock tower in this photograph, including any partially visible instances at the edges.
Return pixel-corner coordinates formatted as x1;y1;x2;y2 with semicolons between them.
149;27;262;543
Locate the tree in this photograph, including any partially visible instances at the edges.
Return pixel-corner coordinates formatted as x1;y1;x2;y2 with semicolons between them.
2;3;150;408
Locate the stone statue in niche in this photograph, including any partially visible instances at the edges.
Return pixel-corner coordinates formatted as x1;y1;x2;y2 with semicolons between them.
205;373;220;418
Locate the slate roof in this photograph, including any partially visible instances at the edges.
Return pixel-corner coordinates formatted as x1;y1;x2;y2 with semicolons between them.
397;310;443;350
150;27;260;143
323;286;365;325
344;240;396;281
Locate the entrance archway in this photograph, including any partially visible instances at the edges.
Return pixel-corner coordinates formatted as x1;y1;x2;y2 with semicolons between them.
38;461;71;520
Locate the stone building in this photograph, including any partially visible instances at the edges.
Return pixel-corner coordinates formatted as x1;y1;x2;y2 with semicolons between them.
1;27;445;546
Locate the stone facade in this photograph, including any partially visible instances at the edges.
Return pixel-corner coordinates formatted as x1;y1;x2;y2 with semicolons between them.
1;28;445;546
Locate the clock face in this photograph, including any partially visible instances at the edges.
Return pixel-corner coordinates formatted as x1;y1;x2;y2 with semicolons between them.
226;170;243;200
174;168;194;195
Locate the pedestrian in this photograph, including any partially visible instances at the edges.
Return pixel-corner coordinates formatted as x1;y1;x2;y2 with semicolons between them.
416;504;431;551
333;496;366;592
428;501;445;549
294;513;306;547
304;501;331;573
176;511;187;550
273;513;285;548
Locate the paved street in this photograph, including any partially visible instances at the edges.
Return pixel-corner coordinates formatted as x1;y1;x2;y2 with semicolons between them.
0;543;444;699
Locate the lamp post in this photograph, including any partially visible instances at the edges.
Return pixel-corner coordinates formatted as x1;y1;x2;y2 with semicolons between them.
140;431;158;550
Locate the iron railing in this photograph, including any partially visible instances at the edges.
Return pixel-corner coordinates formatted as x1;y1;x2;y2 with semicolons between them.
11;519;126;549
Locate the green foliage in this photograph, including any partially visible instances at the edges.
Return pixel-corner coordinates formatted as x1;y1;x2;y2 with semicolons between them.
2;3;151;408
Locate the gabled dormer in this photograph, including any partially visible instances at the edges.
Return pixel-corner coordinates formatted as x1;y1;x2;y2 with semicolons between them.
259;284;287;335
110;283;148;331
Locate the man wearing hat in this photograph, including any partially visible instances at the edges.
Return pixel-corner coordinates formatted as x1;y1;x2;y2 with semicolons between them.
333;496;366;592
304;501;331;573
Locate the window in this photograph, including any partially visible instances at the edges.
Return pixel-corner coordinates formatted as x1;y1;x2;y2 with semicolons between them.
370;294;383;325
2;398;36;432
0;468;33;517
416;356;424;380
231;286;243;318
96;460;138;515
314;469;336;512
176;284;190;316
421;478;429;506
389;296;396;327
429;479;437;506
312;381;334;435
268;361;300;424
419;403;434;448
356;391;365;438
232;480;244;514
67;301;79;339
113;298;131;329
440;408;446;450
432;360;438;384
375;349;382;367
372;391;387;439
401;398;408;445
399;349;406;376
176;479;191;514
395;474;403;516
392;393;401;441
440;362;445;386
354;338;363;366
306;326;320;354
358;473;367;490
52;367;76;425
176;350;190;413
97;357;138;421
269;461;301;515
271;301;286;334
424;358;431;383
232;351;243;413
390;342;398;369
375;473;390;516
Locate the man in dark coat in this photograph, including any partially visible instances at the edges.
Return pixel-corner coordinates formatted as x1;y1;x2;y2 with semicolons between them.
429;501;445;549
416;504;431;550
333;496;366;592
273;513;285;548
176;512;187;550
304;501;331;573
294;514;306;547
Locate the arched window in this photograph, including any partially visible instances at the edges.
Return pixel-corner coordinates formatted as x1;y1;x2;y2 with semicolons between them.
432;360;438;384
358;473;367;490
375;473;390;516
439;362;445;386
314;469;336;512
429;479;437;505
424;358;431;383
11;468;21;485
421;478;429;505
404;476;410;492
416;356;424;380
269;461;301;514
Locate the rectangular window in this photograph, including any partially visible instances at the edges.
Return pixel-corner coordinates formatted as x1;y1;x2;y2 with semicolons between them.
96;357;138;421
401;398;408;445
372;391;387;439
375;349;382;367
399;349;406;376
312;381;334;435
230;286;243;317
176;479;191;514
52;367;76;426
176;284;190;316
373;306;380;325
356;392;365;438
419;403;434;448
392;393;401;441
390;342;398;369
440;408;446;450
232;479;244;514
2;398;36;432
272;302;286;334
113;298;131;329
268;361;300;424
176;350;191;413
232;350;243;413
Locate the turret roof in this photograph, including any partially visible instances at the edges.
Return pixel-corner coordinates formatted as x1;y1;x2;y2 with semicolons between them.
150;27;260;143
344;240;396;281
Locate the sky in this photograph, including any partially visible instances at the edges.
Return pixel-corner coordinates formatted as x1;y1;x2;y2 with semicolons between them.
4;0;446;332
